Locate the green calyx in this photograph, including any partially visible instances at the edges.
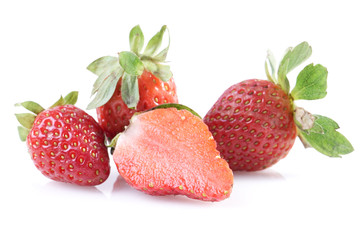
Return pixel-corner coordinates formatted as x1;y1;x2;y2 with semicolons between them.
298;115;354;157
87;25;173;110
265;42;353;157
15;91;78;142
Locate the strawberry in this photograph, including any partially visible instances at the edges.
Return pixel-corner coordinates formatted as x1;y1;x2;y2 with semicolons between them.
204;42;353;171
15;92;110;185
87;25;178;140
204;79;297;171
110;105;233;201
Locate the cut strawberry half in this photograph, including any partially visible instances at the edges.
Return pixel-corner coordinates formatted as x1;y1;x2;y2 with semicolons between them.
112;107;233;201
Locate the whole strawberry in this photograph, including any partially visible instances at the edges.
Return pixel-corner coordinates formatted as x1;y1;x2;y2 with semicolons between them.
204;42;353;171
87;25;178;140
15;92;110;185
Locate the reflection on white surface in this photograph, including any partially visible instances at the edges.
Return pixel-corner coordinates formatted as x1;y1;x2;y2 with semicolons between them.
234;168;285;180
44;181;105;196
111;175;217;205
3;148;360;240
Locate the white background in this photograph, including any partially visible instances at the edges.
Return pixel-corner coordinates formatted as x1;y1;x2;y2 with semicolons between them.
1;0;359;239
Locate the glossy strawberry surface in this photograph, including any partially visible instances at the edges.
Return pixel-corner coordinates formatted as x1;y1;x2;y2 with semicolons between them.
27;105;110;185
113;108;233;201
97;70;178;140
204;79;297;171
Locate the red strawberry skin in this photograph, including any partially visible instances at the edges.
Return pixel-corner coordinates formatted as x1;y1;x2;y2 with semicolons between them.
96;70;178;140
204;79;297;171
113;108;233;201
27;105;110;185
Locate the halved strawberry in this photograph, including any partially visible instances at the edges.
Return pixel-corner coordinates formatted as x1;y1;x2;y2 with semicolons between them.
111;106;233;201
87;25;178;140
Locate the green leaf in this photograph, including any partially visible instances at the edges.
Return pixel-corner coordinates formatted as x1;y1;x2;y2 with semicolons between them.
118;51;144;76
152;27;170;62
277;58;290;93
107;132;121;148
153;64;172;82
308;120;325;134
64;91;78;105
143;61;172;82
298;115;354;157
266;50;277;80
143;25;167;57
15;113;36;129
87;56;119;76
15;101;44;114
87;67;123;109
265;61;275;83
278;41;312;75
291;63;328;100
121;72;140;109
129;25;144;55
152;45;169;62
91;66;121;96
150;103;201;119
142;60;157;73
50;96;65;108
17;126;29;142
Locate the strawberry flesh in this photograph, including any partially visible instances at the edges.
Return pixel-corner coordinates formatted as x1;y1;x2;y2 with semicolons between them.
113;108;233;201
